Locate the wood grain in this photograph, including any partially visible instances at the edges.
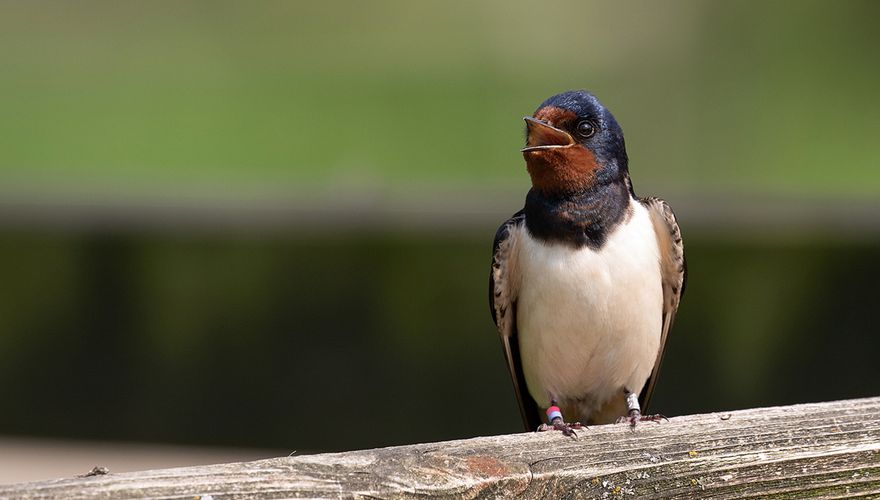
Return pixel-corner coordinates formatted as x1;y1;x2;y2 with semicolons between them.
3;397;879;499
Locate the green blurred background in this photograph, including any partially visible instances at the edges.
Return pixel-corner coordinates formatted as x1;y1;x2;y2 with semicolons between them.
0;0;878;459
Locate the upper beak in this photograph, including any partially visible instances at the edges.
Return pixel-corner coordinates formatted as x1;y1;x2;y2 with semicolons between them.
522;116;575;152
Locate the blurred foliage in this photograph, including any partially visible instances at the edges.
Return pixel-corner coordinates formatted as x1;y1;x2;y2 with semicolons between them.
0;0;878;197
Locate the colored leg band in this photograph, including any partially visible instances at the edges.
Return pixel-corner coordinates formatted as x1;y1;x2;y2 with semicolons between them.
546;406;563;422
626;392;640;412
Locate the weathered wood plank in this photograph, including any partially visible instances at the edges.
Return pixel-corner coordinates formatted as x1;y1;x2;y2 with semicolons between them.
3;397;879;499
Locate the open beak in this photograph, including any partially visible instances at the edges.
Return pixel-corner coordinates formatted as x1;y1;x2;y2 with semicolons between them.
522;116;575;152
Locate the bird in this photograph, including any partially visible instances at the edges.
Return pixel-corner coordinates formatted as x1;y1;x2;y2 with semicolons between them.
489;90;685;435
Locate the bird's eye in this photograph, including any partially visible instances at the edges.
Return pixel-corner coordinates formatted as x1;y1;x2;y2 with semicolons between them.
576;120;595;138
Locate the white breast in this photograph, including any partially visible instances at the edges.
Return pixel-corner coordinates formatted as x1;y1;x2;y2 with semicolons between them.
515;201;664;414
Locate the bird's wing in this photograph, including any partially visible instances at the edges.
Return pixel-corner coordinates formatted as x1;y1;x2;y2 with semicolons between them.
489;210;541;431
638;197;687;410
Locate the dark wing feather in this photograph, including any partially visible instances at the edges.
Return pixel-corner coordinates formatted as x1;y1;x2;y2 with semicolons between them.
638;197;687;410
489;210;542;431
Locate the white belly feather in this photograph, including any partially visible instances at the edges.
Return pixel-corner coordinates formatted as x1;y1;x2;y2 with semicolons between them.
516;201;663;413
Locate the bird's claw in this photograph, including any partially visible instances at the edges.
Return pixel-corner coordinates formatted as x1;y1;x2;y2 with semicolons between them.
538;420;584;438
617;410;667;429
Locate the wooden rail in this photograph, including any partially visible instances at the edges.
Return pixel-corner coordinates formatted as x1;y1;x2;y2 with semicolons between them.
2;397;879;499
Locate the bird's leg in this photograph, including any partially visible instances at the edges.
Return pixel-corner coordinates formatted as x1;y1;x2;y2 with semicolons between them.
537;401;584;437
617;389;667;428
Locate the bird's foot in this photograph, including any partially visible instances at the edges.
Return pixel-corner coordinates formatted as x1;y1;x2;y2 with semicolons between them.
617;409;667;429
537;419;584;437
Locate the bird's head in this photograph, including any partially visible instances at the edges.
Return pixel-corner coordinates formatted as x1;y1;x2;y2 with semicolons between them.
522;90;628;195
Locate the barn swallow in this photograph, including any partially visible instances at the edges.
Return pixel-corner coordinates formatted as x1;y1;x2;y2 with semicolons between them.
489;90;686;435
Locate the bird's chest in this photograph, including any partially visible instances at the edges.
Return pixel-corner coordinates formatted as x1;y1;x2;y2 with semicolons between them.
515;205;663;408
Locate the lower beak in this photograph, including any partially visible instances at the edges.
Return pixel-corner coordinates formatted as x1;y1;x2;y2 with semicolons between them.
522;116;575;152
